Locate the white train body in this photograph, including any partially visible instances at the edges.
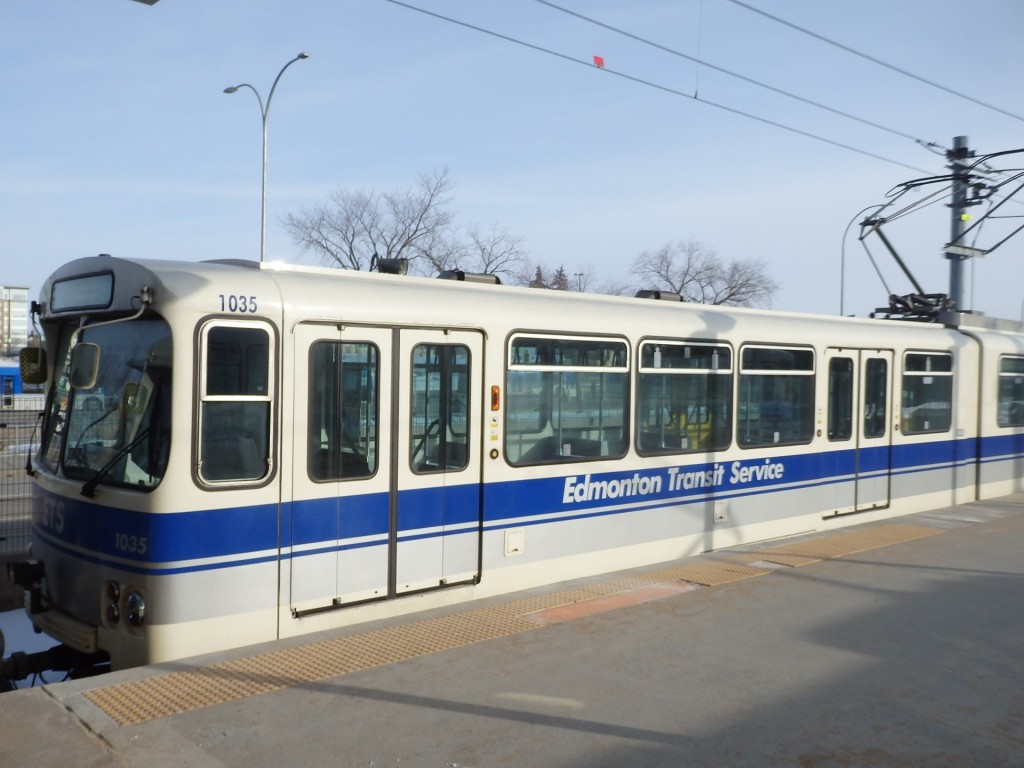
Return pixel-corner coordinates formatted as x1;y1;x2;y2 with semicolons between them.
17;255;1024;669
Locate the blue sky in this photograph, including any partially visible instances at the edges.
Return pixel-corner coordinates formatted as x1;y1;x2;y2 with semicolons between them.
2;0;1022;319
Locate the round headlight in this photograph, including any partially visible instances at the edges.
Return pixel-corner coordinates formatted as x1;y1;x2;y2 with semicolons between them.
125;591;146;627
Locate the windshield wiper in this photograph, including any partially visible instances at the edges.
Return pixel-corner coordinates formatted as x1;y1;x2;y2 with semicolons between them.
25;410;43;477
80;428;150;498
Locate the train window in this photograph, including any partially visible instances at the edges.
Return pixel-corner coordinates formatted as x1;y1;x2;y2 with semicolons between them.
901;352;953;434
997;356;1024;427
410;344;470;473
198;321;274;483
636;341;732;455
505;334;628;464
308;342;378;481
827;357;854;441
738;345;815;448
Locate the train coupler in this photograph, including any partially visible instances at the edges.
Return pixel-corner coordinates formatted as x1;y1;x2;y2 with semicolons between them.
0;642;110;692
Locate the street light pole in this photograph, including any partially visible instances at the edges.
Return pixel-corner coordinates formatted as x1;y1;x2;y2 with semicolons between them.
224;52;309;263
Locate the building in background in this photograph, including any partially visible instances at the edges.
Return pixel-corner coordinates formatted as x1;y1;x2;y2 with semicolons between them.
0;286;30;358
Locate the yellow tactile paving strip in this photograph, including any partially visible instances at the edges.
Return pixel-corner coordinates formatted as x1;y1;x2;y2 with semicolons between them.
83;522;942;726
85;577;673;726
653;559;769;586
744;523;941;565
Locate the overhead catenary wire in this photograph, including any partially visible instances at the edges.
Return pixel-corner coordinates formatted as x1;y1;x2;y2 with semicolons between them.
533;0;927;146
385;0;1024;273
880;185;952;225
382;0;932;175
724;0;1024;124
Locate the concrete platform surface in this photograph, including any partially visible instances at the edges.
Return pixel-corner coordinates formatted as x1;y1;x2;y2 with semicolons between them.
2;496;1024;767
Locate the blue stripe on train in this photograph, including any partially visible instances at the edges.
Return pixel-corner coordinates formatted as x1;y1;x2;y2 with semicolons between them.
30;435;1019;575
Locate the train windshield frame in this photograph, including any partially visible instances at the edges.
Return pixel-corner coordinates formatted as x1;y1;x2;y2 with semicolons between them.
41;316;173;492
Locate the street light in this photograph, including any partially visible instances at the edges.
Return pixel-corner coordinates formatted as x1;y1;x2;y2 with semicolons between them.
224;52;309;263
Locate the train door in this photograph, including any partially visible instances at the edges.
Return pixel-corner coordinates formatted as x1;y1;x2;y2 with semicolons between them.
824;348;893;515
289;324;483;613
394;329;483;593
856;350;893;511
290;324;393;610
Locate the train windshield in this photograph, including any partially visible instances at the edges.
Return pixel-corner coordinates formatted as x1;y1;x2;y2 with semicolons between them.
41;317;173;491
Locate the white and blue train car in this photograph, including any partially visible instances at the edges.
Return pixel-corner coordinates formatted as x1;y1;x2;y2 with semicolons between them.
6;254;1024;674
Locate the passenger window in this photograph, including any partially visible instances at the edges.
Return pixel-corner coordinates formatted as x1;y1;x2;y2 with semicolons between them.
198;322;273;483
308;341;378;480
636;341;732;455
901;352;953;434
828;357;854;441
506;335;628;464
410;344;470;473
998;356;1024;427
738;345;815;447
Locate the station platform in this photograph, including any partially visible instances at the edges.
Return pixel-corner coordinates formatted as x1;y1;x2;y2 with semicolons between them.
2;495;1023;767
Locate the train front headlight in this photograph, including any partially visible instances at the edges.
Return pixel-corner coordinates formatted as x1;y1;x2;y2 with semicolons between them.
105;581;121;625
125;590;146;627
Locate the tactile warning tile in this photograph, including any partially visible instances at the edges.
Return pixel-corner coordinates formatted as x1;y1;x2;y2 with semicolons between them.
728;550;822;568
651;559;769;586
84;578;674;726
83;523;942;726
86;607;538;726
739;523;942;565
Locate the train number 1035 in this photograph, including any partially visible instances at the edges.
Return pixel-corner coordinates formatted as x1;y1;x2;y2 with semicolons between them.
219;294;258;313
114;533;148;556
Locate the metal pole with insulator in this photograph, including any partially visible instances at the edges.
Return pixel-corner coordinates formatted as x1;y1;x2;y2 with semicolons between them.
946;135;972;310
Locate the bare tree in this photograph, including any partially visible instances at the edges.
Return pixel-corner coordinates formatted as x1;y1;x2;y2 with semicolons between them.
594;277;633;296
567;264;632;296
424;222;527;282
631;239;778;307
283;169;528;280
282;168;457;272
465;223;528;279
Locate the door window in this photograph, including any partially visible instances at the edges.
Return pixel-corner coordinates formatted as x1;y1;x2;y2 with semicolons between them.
863;358;888;438
308;341;378;480
410;344;470;473
827;357;854;441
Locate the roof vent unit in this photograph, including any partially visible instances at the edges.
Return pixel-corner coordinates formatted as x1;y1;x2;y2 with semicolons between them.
635;290;682;302
202;259;261;269
437;270;502;285
370;256;409;275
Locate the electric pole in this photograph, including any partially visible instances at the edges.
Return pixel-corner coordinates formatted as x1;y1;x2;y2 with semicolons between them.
945;135;978;310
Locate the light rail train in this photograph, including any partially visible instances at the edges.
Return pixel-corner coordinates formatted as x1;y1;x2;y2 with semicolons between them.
3;253;1024;681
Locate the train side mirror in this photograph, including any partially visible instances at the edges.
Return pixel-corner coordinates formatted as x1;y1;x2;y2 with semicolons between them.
19;347;48;385
70;343;100;390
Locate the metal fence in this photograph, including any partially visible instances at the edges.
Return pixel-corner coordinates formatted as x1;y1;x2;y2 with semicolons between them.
0;396;45;556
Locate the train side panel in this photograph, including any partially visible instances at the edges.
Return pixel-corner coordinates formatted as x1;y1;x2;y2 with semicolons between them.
14;255;1024;673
